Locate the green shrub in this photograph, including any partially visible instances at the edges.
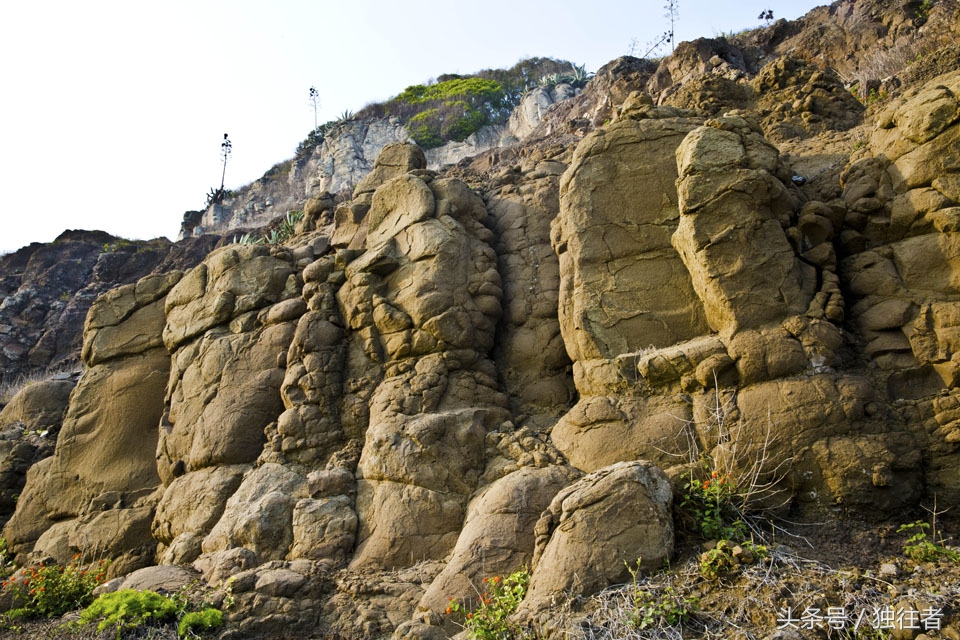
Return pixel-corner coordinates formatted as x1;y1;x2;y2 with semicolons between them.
446;569;529;640
679;466;747;541
178;607;223;637
387;77;509;149
233;210;304;246
79;589;178;638
2;556;108;620
698;540;767;580
899;520;960;563
0;539;15;581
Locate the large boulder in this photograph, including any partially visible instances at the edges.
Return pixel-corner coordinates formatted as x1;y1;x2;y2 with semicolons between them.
0;377;75;524
518;461;673;617
2;272;180;575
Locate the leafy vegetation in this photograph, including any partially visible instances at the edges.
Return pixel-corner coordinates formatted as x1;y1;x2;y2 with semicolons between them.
679;466;747;541
76;588;223;639
79;589;178;638
178;607;224;637
446;569;529;640
898;520;960;563
698;539;768;580
2;556;108;621
234;210;304;246
339;57;587;150
625;561;699;630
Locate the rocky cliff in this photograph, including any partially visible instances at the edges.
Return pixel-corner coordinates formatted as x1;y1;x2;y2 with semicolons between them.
3;1;960;638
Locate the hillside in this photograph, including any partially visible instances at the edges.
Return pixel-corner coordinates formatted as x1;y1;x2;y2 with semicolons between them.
2;1;960;638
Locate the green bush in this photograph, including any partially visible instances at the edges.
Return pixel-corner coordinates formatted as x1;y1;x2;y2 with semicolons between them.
79;589;178;638
446;569;529;640
387;77;509;149
899;520;960;563
2;556;108;620
679;466;747;541
178;607;223;637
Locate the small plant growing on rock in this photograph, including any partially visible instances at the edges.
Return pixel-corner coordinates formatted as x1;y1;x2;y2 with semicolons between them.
698;540;768;580
898;520;960;563
233;210;304;246
178;607;224;637
2;555;108;621
79;589;178;639
680;467;747;541
446;569;529;640
625;560;699;629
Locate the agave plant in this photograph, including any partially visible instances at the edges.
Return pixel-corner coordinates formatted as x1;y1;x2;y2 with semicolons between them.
566;63;594;88
538;73;564;88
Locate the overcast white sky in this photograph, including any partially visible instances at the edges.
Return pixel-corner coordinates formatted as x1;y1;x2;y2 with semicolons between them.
0;0;828;254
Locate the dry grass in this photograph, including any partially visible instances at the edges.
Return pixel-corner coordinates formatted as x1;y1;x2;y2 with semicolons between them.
535;542;960;639
0;365;78;405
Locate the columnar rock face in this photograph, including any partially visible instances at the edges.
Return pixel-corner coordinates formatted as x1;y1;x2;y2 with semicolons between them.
550;101;710;472
486;157;574;417
672;114;815;335
3;272;181;575
8;57;960;639
154;245;301;565
839;70;960;505
340;165;512;569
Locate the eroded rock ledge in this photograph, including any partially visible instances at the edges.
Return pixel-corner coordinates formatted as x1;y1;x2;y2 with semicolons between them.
2;62;960;638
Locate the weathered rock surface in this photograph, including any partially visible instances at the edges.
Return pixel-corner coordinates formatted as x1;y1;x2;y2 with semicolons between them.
0;231;216;382
519;461;673;616
3;271;181;575
0;377;75;525
5;5;960;638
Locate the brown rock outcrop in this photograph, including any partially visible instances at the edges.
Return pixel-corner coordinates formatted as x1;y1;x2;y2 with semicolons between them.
3;272;180;575
518;461;673;617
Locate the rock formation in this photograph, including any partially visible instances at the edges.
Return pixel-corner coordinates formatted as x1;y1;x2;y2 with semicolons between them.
3;2;960;637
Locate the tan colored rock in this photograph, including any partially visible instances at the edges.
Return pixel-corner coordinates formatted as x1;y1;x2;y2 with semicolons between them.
163;245;297;351
488;166;574;415
366;174;436;248
354;142;427;199
157;321;293;480
672;116;811;336
807;434;922;512
0;378;74;435
152;464;248;564
553;114;709;362
116;564;201;594
551;394;693;473
519;461;673;615
418;465;581;616
289;494;357;561
344;173;510;570
4;280;170;569
202;463;307;561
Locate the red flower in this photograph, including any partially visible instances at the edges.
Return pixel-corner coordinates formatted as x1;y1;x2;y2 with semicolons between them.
703;480;711;490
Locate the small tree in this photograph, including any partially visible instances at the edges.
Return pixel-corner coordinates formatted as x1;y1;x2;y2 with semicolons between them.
758;9;774;26
219;133;232;194
309;86;320;131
